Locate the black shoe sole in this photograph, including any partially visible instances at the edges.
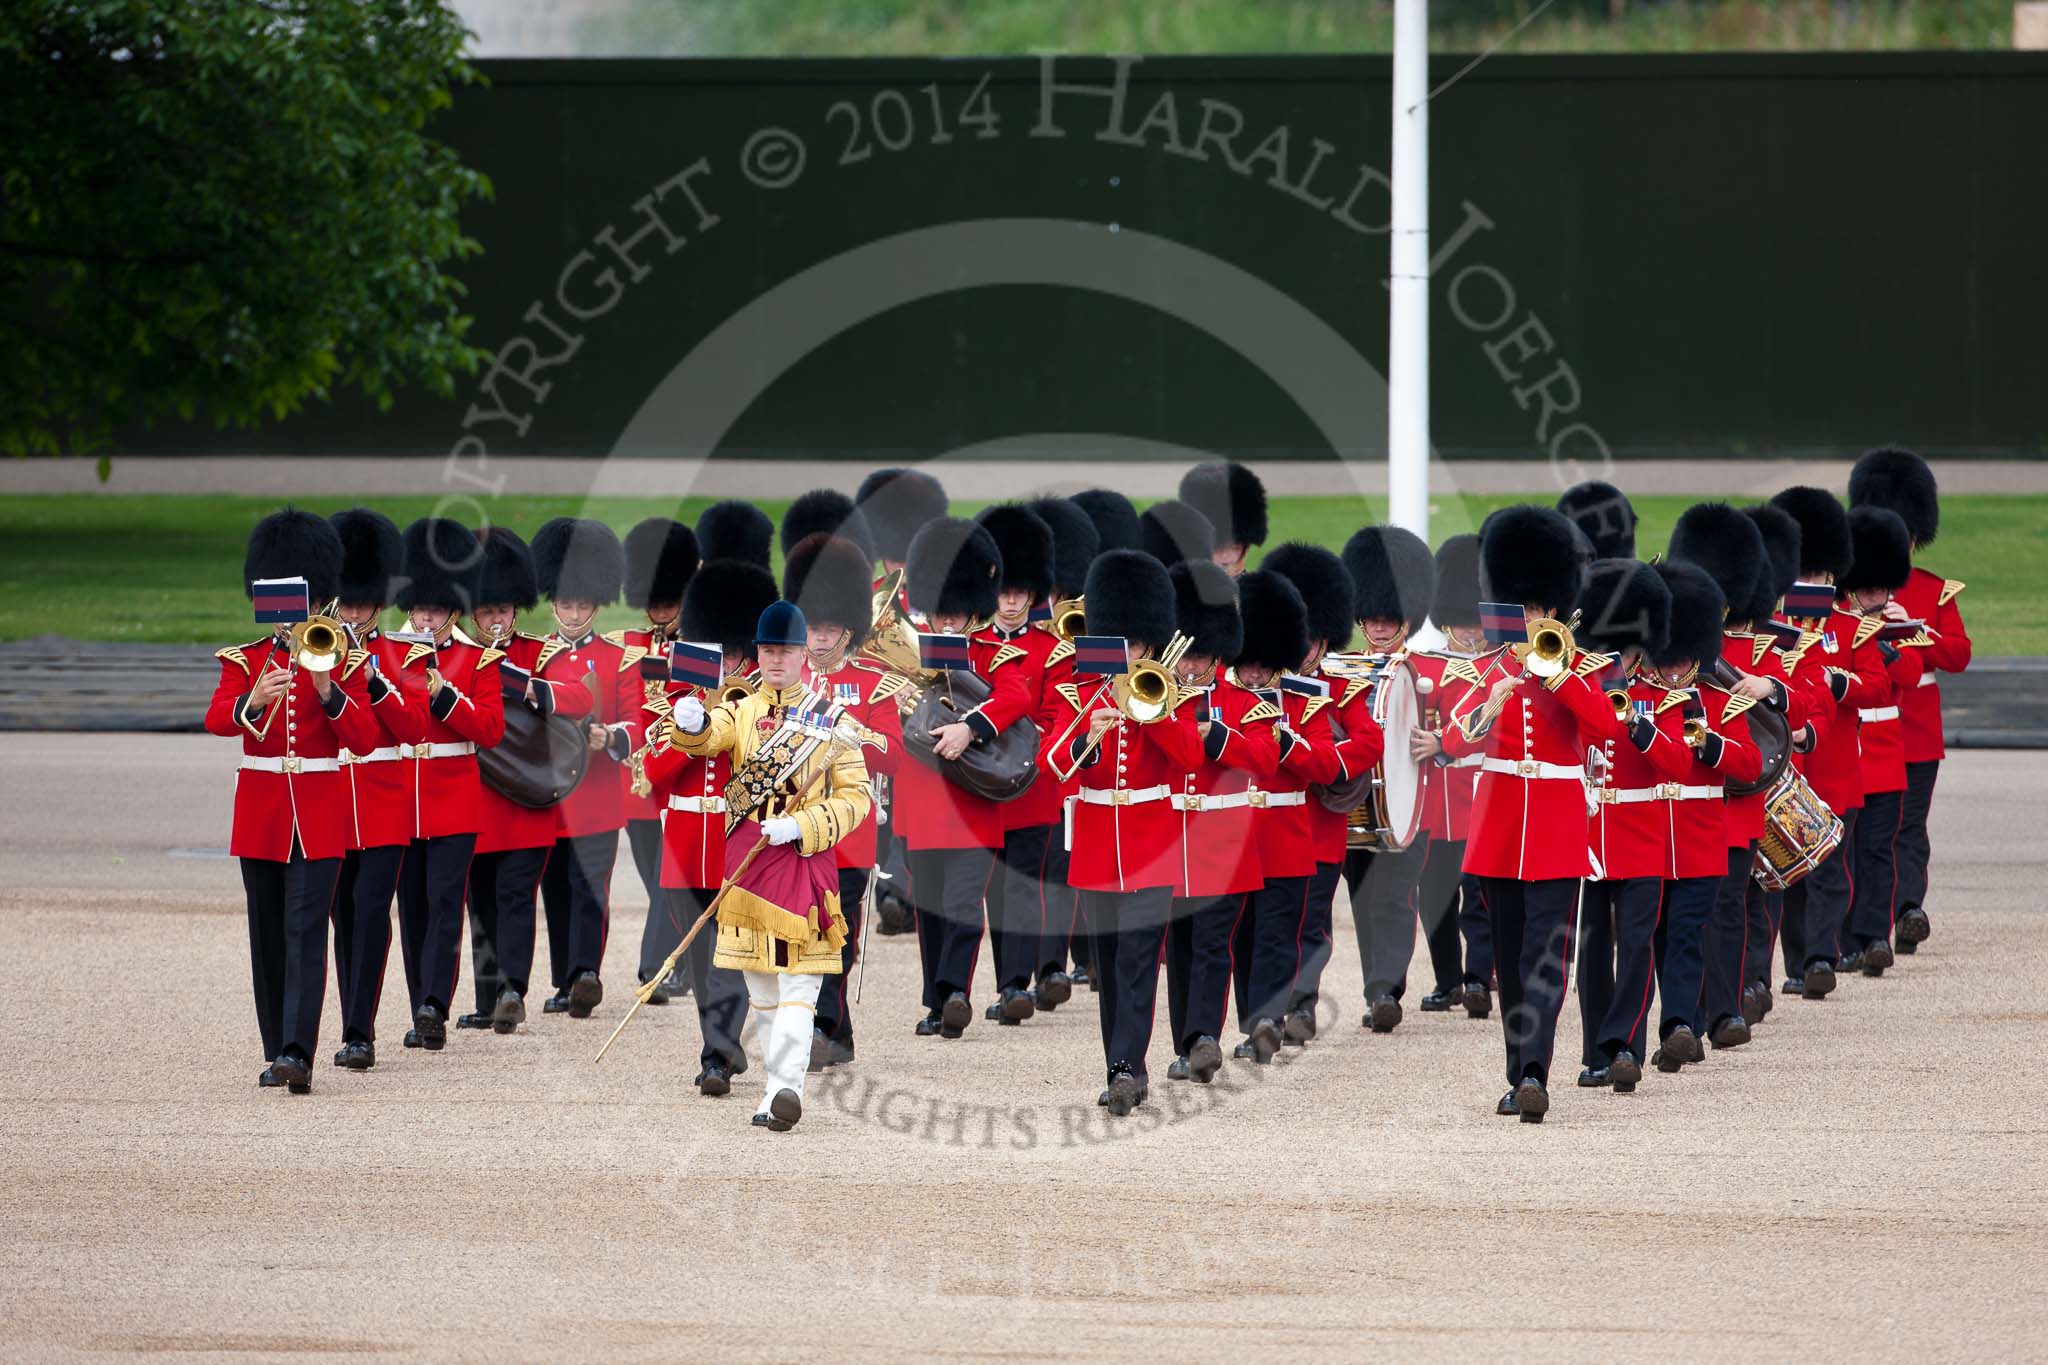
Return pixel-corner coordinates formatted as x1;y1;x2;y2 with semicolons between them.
1249;1019;1282;1064
401;1031;422;1049
1036;978;1073;1008
1189;1039;1223;1084
1369;1000;1402;1033
1515;1081;1548;1123
697;1074;731;1097
1104;1078;1141;1118
1862;944;1894;976
491;994;525;1035
1462;987;1491;1019
338;1050;374;1072
1283;1013;1315;1045
1609;1054;1643;1088
1802;965;1837;999
413;1012;446;1051
1001;993;1035;1023
1897;913;1930;946
768;1088;802;1129
567;976;603;1018
271;1057;311;1090
940;995;972;1035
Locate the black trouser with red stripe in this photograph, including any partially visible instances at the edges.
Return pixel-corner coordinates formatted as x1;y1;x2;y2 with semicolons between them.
241;841;339;1064
398;833;475;1018
815;867;868;1049
1166;892;1249;1055
1577;877;1663;1067
541;829;618;988
1415;836;1468;996
333;843;403;1042
906;845;993;1011
1292;858;1342;1013
1849;789;1905;949
664;886;748;1069
1655;874;1717;1036
988;823;1054;993
467;845;548;1007
1782;807;1858;974
628;819;680;984
1345;843;1428;1004
1459;870;1493;988
1896;760;1939;923
1236;873;1309;1031
1086;885;1172;1082
1743;866;1777;995
1477;875;1577;1087
1702;844;1754;1030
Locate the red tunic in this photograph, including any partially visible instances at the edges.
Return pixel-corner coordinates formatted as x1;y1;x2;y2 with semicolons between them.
613;625;677;823
1854;616;1926;798
980;623;1065;832
543;631;644;839
803;656;905;870
1411;651;1481;842
1166;678;1280;898
1892;567;1971;763
1235;680;1339;880
1305;662;1388;864
392;634;507;840
1585;678;1694;882
1789;608;1888;816
645;737;734;890
204;636;386;862
1040;674;1207;893
474;632;597;855
891;633;1035;851
1442;645;1624;881
1657;683;1763;880
1717;633;1805;848
339;628;430;851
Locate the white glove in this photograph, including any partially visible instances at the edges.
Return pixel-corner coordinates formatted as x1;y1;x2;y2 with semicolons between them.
672;695;707;733
763;816;802;846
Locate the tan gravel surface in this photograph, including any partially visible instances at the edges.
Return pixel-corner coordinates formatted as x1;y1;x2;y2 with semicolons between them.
3;736;2044;1362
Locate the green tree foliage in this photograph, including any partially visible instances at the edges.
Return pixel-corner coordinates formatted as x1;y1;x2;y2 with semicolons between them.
1;1;491;464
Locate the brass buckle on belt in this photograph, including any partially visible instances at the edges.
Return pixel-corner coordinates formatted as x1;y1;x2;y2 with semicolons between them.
1246;790;1268;809
1183;793;1204;813
281;755;302;774
1111;789;1132;806
1516;760;1537;778
1598;788;1618;804
1658;782;1681;800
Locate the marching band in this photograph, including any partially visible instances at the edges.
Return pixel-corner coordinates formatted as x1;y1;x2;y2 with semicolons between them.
209;450;1971;1128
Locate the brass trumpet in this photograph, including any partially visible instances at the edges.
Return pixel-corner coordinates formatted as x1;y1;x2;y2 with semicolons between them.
1607;688;1633;722
1683;715;1709;749
290;615;346;672
1050;596;1086;642
1514;616;1575;679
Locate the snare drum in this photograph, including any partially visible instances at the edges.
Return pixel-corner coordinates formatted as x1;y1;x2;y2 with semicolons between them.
1341;658;1423;852
1751;766;1844;891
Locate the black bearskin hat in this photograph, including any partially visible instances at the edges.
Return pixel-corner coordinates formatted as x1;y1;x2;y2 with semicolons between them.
783;533;874;644
694;499;773;570
1839;506;1913;593
245;508;343;606
1138;498;1215;570
1430;534;1482;629
1171;559;1243;661
1178;460;1269;549
1577;558;1670;657
681;559;779;656
532;517;625;605
1741;503;1803;624
1849;446;1938;547
474;527;538;611
1025;496;1101;598
1232;569;1311;673
855;467;948;562
1556;481;1638;560
905;516;1000;621
780;489;875;564
1342;525;1436;634
1082;549;1176;652
1071;488;1141;554
1262;542;1355;651
1769;486;1853;580
396;517;481;613
623;518;699;609
975;504;1055;599
329;507;403;608
1649;560;1726;669
1666;502;1764;624
1479;505;1586;616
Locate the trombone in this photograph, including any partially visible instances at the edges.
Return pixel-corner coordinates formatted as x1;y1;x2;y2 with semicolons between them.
1512;616;1575;679
1049;596;1086;642
1071;634;1194;766
289;615;346;672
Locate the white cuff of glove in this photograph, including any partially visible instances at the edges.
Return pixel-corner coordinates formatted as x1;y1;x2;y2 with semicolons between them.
673;696;707;733
762;816;802;846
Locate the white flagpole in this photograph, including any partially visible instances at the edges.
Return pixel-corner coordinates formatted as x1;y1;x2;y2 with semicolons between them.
1389;0;1432;540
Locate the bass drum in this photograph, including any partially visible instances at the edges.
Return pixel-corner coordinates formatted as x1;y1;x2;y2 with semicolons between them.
902;668;1041;803
478;703;590;809
1318;657;1424;852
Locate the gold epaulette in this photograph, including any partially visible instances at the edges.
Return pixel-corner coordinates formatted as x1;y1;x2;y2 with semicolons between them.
641;695;673;719
1750;636;1773;668
1300;696;1331;724
1054;682;1083;711
1939;578;1965;606
1046;639;1075;667
216;645;251;673
1719;691;1758;723
1656;689;1690;714
1340;677;1370;708
534;639;567;672
1242;699;1283;724
617;645;647;673
1853;616;1882;649
340;648;370;680
1573;650;1614;679
872;673;911;704
477;647;506;669
601;628;627;647
403;643;435;668
988;642;1026;671
1168;688;1202;715
1443;657;1484;686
